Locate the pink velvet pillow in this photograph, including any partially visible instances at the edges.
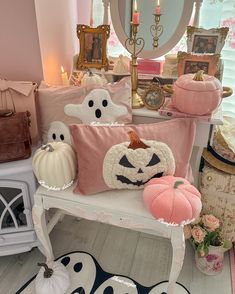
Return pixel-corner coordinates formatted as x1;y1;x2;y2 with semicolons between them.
37;77;131;143
70;118;196;195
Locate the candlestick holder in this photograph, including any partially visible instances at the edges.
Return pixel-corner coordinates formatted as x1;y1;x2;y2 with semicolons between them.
150;14;163;49
125;23;145;109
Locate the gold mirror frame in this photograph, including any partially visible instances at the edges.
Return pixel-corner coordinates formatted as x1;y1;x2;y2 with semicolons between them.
77;25;110;70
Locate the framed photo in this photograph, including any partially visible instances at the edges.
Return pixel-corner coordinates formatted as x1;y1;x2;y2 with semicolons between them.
77;25;110;70
177;52;220;77
187;26;229;54
143;85;165;110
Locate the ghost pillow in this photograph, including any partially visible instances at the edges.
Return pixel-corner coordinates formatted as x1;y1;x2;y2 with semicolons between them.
103;131;175;190
64;89;128;124
47;121;72;145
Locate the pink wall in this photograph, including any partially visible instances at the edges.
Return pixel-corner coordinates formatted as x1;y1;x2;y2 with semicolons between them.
0;0;43;83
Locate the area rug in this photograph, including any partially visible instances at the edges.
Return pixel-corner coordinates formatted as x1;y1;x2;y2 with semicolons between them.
17;251;190;294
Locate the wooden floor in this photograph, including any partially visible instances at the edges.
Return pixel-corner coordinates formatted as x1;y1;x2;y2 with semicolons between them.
0;216;232;294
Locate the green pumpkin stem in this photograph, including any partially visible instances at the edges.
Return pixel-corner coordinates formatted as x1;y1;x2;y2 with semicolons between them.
193;70;204;81
128;131;150;150
37;263;53;278
87;68;93;76
41;144;54;152
173;180;184;189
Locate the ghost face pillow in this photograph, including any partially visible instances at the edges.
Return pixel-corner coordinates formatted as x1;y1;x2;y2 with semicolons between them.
64;89;128;124
47;121;72;145
103;131;175;190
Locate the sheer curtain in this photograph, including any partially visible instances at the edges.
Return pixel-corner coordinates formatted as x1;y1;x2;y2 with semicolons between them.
200;0;235;117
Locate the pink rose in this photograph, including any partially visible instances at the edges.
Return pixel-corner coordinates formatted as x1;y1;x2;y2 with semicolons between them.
202;215;220;232
191;226;206;243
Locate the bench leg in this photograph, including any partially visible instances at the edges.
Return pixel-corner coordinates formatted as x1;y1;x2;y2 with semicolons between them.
32;195;54;262
167;226;185;294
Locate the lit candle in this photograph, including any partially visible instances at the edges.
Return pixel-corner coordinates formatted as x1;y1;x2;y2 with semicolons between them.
155;0;161;14
61;66;69;86
132;0;140;24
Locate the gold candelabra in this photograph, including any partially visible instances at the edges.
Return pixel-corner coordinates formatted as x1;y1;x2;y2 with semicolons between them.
150;14;163;49
125;23;145;109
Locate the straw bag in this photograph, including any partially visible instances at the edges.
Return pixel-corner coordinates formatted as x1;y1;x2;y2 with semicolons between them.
0;88;31;163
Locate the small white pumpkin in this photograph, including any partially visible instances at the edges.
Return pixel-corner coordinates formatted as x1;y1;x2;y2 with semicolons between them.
32;142;77;190
81;69;103;86
35;262;70;294
103;131;175;190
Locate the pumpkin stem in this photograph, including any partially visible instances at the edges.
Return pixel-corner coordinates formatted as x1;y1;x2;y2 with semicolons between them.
41;144;54;152
127;131;150;150
37;263;54;278
193;70;204;81
87;68;93;76
173;180;184;189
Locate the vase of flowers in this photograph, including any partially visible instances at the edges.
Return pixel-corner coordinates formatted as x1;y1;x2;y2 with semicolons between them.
184;214;232;275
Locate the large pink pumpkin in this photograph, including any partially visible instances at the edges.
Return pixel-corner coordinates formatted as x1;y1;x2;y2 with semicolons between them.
172;71;223;115
143;176;202;225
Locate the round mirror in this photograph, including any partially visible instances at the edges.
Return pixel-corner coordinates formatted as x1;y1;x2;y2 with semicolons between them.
110;0;195;59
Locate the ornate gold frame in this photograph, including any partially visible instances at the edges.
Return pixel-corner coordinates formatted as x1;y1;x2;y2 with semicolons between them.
77;25;110;70
177;51;220;77
143;84;165;110
187;26;229;54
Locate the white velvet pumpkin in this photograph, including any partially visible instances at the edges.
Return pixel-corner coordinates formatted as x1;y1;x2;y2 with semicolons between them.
32;142;77;190
35;262;70;294
103;131;175;189
81;69;103;86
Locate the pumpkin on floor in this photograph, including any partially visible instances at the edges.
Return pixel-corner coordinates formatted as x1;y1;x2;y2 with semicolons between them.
35;262;70;294
32;142;77;190
103;131;175;189
143;176;202;225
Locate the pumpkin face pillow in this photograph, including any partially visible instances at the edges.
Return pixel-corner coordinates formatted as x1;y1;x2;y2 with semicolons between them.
103;131;175;190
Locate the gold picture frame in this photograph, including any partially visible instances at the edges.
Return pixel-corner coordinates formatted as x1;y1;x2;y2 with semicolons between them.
77;24;110;70
177;51;220;77
187;26;229;54
143;84;165;110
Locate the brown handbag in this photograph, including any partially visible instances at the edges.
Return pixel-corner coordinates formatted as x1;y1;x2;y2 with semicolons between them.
0;88;32;163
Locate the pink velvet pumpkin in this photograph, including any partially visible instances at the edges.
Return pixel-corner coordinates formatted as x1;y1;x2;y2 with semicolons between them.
143;176;202;225
172;71;223;115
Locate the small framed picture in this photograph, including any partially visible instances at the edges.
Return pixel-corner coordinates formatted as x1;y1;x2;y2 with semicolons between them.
143;85;165;110
187;26;229;54
77;25;110;70
177;52;220;77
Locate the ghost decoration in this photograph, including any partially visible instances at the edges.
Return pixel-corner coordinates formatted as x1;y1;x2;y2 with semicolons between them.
103;131;175;190
47;121;72;145
64;89;128;124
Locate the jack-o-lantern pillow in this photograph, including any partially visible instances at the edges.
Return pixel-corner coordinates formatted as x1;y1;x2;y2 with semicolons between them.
103;131;175;190
70;118;196;195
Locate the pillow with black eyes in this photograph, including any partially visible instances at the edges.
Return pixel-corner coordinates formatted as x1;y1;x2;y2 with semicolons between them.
70;118;196;195
37;77;131;144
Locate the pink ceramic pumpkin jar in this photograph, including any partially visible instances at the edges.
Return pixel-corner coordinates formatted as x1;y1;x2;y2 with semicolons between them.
171;71;231;116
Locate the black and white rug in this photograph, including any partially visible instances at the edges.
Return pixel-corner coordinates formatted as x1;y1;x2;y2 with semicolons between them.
17;251;190;294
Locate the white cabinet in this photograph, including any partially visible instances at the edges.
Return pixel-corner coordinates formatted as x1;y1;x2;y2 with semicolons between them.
0;156;39;256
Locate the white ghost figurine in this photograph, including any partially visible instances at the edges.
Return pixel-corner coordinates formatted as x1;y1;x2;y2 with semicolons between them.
47;121;72;145
64;89;128;124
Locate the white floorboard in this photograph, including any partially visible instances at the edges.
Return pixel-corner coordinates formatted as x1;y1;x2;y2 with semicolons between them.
0;215;232;294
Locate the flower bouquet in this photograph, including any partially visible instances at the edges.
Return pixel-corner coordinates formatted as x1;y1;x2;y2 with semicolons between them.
184;214;232;275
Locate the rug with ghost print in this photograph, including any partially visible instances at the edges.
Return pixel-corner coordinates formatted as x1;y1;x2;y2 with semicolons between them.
17;251;190;294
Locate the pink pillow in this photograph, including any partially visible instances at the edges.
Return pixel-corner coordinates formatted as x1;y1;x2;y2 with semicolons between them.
143;176;202;225
37;77;132;143
70;118;196;195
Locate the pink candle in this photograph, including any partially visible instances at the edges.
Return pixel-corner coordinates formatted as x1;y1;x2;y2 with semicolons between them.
155;0;161;14
132;0;140;24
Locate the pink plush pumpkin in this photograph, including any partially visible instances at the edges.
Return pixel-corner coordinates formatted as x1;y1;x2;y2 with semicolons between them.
143;176;202;225
172;71;223;116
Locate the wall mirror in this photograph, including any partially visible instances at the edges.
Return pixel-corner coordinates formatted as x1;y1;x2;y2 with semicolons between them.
110;0;195;59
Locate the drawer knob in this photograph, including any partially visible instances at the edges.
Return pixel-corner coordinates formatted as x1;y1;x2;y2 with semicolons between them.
207;176;212;181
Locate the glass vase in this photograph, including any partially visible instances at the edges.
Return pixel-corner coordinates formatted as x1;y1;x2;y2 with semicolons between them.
195;245;225;275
